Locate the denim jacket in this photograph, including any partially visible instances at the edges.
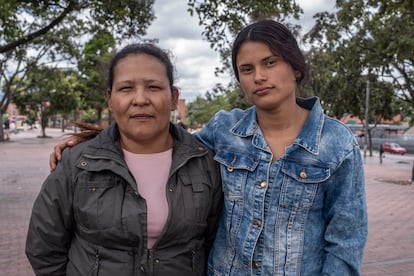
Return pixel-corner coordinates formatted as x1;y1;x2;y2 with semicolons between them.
194;97;367;276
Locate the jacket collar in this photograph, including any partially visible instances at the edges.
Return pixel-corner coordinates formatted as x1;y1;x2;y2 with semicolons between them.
230;97;324;155
97;122;208;155
97;122;208;164
169;123;209;169
294;97;324;155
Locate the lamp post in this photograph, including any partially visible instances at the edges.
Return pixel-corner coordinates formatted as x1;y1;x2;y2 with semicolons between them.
364;77;370;160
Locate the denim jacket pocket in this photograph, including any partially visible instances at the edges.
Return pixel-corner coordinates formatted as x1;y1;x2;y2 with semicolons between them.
280;159;330;210
214;147;259;246
214;147;259;197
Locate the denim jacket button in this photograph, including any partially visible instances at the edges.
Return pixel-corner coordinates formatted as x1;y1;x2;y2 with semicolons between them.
255;181;267;188
299;169;307;179
227;167;234;172
253;220;262;227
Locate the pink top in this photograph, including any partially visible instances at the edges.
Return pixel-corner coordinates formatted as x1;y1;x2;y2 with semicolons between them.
123;148;172;249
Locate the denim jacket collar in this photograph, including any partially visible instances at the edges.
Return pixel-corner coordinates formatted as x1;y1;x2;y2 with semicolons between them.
230;96;324;155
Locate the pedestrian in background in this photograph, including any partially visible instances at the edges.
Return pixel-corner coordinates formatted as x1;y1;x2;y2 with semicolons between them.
379;143;384;164
4;116;10;141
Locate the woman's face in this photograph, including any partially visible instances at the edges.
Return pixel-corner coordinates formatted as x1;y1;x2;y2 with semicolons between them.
108;53;178;149
236;41;300;111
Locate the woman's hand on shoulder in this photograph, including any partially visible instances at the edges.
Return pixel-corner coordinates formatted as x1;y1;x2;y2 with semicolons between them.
49;136;85;172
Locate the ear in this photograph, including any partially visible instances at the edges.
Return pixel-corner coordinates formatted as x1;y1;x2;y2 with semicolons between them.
171;87;180;111
294;70;302;81
106;89;112;112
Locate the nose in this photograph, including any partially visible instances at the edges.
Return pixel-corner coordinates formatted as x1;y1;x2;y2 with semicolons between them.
254;67;267;83
132;89;150;105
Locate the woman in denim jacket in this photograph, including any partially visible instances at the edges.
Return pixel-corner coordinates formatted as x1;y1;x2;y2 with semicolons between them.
194;20;367;275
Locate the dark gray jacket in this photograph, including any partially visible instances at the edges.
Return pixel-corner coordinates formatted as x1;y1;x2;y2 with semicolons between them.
26;123;223;276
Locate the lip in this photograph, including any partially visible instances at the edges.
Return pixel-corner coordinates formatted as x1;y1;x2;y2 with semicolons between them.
254;86;272;95
129;113;154;120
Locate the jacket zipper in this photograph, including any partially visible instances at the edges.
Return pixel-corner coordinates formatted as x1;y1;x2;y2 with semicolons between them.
88;248;99;276
150;150;207;251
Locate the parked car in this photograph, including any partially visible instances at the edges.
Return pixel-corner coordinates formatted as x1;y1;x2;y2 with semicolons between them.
382;142;407;155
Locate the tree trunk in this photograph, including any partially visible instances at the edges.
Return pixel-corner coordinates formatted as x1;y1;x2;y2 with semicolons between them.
41;115;48;137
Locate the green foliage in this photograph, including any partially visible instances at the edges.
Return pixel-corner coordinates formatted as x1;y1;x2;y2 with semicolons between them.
304;0;414;123
0;0;155;53
224;84;252;110
80;109;99;124
0;0;155;118
185;0;304;122
13;66;80;136
187;93;230;126
77;31;115;125
186;85;252;126
188;0;303;77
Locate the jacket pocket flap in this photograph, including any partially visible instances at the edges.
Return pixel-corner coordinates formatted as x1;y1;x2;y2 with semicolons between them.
281;159;330;183
214;148;259;172
180;173;211;192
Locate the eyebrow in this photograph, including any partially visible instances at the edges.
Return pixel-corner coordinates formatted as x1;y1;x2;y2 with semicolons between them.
238;54;279;68
116;78;163;85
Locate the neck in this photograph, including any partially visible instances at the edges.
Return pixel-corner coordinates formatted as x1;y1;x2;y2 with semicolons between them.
257;102;307;133
120;132;173;154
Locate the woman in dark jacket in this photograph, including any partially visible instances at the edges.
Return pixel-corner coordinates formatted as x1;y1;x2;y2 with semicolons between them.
25;43;223;276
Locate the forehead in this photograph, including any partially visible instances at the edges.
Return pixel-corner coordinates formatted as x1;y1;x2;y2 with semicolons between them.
236;41;275;64
114;53;167;76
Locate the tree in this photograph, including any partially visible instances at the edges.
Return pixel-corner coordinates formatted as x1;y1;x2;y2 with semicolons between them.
187;92;231;127
188;0;304;83
0;0;155;132
0;42;53;140
304;0;414;122
1;0;320;134
225;84;252;110
77;30;115;126
183;0;307;126
13;66;80;137
0;0;155;54
302;0;413;155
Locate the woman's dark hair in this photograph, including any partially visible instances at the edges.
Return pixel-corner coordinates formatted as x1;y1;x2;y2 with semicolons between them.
108;43;175;91
231;20;307;84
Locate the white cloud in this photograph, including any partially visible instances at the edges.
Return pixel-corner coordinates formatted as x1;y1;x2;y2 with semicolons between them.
141;0;229;102
297;0;336;33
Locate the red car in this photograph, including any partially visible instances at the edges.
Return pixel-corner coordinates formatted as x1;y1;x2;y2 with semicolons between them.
382;142;407;155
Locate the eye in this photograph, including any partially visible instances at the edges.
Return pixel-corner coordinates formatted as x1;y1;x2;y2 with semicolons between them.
148;85;162;91
266;58;277;66
239;66;252;74
119;86;132;92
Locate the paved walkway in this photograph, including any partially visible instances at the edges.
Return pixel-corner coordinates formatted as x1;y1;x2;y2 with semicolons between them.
1;128;414;275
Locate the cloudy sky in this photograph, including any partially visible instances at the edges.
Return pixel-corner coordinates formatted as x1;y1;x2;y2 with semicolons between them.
139;0;335;103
